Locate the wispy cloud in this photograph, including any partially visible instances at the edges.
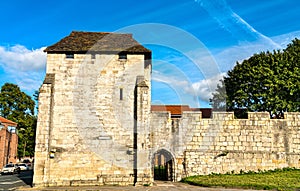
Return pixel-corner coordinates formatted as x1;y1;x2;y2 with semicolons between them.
195;0;281;49
213;30;300;73
151;2;300;107
152;60;199;107
152;58;225;106
0;45;46;93
271;30;300;47
181;30;300;107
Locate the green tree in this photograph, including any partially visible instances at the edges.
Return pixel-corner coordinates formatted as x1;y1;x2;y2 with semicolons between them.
33;90;39;112
0;83;37;157
210;38;300;118
209;79;226;110
18;125;36;158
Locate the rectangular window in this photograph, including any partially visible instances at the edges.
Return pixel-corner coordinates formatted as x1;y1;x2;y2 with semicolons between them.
118;53;127;60
91;54;96;59
66;53;74;59
120;88;123;100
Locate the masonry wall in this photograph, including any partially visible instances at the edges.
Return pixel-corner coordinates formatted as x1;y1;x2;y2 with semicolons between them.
0;123;18;169
150;111;300;181
33;53;151;187
9;133;18;164
0;128;9;168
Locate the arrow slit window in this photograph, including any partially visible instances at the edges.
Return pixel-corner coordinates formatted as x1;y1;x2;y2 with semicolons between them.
120;88;123;100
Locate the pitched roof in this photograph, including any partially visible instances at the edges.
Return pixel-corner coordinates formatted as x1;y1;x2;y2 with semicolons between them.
0;116;17;126
44;31;151;53
151;105;193;115
151;105;212;118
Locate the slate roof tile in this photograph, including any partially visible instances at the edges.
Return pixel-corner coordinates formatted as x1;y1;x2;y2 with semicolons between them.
44;31;151;53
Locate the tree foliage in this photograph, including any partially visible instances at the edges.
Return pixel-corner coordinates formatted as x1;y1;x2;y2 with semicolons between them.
0;83;37;157
210;38;300;118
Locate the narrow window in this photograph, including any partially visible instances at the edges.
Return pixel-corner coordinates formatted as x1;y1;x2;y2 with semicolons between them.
66;53;74;59
118;53;127;60
120;88;123;100
91;54;96;59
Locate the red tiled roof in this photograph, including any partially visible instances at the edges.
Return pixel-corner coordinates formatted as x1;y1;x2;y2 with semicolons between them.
151;105;212;118
0;116;17;126
151;105;193;115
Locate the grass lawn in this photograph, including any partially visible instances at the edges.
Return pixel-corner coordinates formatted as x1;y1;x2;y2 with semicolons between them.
181;168;300;191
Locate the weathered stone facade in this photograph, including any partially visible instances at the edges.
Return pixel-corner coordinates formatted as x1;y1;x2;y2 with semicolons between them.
33;31;300;187
34;52;152;186
151;111;300;181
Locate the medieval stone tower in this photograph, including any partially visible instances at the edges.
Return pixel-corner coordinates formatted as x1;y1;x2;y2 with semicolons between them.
34;31;300;187
33;31;152;186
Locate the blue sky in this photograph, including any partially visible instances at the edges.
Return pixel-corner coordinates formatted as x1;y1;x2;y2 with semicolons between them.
1;0;300;108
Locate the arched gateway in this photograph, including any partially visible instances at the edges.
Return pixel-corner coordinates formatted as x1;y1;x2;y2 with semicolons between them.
152;149;175;181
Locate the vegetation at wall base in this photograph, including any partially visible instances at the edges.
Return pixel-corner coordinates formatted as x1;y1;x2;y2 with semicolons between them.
181;168;300;191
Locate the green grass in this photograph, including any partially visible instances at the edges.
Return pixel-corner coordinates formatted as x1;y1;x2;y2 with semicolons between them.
181;168;300;191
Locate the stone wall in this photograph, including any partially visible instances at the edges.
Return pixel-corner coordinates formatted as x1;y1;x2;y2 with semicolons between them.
150;111;300;181
33;53;151;187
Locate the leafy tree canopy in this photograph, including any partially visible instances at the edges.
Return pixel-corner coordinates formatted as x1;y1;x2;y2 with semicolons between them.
210;38;300;118
0;83;37;157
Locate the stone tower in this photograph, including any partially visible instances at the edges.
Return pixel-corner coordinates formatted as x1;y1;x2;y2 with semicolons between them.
33;31;152;186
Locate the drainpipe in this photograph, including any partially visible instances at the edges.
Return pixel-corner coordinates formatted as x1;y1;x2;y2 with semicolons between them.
6;128;12;164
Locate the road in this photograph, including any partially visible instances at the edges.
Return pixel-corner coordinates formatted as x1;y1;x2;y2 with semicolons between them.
0;170;32;191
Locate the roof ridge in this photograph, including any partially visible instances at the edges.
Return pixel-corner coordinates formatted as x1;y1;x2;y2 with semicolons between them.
70;31;131;35
0;116;17;126
44;31;150;53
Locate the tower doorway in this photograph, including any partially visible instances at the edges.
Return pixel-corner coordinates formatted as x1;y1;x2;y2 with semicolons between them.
152;149;174;181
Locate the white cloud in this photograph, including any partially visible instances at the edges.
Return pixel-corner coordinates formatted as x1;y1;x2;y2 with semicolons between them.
152;65;196;106
0;45;46;72
192;31;300;105
152;70;189;87
0;45;46;93
185;73;225;102
153;65;225;104
15;72;44;92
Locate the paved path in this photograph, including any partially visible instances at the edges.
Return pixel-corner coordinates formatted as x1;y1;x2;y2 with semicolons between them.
0;170;32;191
17;181;263;191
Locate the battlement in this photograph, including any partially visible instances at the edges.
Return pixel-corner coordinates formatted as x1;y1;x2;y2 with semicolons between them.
152;109;300;121
150;110;300;179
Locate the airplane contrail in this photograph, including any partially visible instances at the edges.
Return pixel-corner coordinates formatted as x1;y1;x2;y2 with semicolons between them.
195;0;281;49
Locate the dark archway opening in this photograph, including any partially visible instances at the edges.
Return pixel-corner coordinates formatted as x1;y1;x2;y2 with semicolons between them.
152;149;174;181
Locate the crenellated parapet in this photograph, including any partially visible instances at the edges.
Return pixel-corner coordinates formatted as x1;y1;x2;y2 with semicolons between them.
150;110;300;180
